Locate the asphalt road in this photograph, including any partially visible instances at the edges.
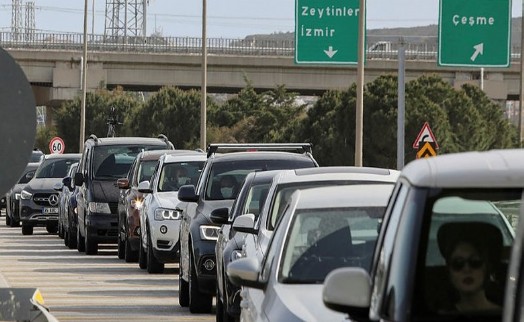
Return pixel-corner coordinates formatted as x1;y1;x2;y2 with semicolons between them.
0;212;215;321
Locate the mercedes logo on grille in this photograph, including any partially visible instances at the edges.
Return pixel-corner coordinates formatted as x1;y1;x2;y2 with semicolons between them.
48;194;59;206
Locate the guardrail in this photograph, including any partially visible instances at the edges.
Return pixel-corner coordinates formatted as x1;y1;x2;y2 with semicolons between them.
0;31;521;61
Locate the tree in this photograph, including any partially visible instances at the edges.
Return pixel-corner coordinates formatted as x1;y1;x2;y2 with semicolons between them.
127;86;202;149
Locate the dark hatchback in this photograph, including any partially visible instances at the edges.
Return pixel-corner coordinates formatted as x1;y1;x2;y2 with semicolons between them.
5;162;40;227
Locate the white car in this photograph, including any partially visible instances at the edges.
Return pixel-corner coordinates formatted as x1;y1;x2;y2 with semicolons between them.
137;152;205;273
227;184;394;322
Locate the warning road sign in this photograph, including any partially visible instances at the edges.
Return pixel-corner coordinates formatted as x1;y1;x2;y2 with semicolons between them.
417;142;437;159
413;122;439;149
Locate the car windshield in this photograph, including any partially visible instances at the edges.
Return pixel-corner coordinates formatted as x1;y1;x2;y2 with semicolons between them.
35;158;79;178
205;159;315;200
279;207;384;284
93;145;164;179
158;161;204;192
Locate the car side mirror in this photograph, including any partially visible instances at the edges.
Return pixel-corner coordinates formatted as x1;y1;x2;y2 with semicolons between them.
227;257;265;289
25;172;34;180
323;267;371;318
137;181;152;194
74;172;84;186
210;207;229;225
117;178;130;189
232;214;257;234
178;185;198;203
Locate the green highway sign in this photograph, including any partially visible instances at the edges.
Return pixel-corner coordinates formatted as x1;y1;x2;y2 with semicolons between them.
438;0;511;67
295;0;362;64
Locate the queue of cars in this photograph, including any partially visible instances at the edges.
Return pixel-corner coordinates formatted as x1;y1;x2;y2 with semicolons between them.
6;138;524;322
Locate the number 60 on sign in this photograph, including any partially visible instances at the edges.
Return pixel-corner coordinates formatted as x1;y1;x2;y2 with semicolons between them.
49;137;65;154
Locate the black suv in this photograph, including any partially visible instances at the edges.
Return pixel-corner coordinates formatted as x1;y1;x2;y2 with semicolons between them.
177;143;318;313
19;153;81;235
74;134;174;255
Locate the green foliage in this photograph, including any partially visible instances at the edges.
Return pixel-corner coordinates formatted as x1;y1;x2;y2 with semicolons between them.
127;86;202;149
53;87;142;152
34;126;58;154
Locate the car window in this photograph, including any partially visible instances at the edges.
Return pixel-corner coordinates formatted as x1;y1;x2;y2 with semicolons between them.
138;160;159;183
35;158;79;178
158;161;204;192
242;183;271;218
413;189;521;319
18;169;36;184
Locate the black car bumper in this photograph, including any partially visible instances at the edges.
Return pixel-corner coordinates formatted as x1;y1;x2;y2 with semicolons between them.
86;213;118;243
20;204;58;227
194;240;217;295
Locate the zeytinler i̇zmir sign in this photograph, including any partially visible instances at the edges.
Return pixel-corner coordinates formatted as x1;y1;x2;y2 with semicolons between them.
438;0;511;67
295;0;363;64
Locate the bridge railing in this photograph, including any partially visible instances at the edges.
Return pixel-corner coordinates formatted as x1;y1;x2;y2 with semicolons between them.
0;31;520;61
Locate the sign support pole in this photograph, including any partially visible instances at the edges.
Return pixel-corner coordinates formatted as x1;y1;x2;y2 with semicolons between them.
397;38;405;170
355;0;365;167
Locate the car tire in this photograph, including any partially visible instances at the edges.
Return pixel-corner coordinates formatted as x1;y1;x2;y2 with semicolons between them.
138;239;147;269
117;235;125;260
21;224;33;235
147;229;164;274
216;284;225;322
5;213;11;226
46;224;57;234
64;229;69;246
58;223;64;238
77;225;85;252
125;236;138;263
179;263;189;307
85;232;98;255
189;251;213;313
68;224;77;249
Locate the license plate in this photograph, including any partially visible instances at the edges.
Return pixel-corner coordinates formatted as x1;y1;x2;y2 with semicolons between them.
43;207;58;214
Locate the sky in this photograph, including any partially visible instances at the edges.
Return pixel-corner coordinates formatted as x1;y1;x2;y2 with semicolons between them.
0;0;522;39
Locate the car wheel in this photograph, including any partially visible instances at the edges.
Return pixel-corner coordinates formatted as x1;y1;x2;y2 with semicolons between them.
189;251;213;313
179;261;189;307
64;229;69;246
58;223;64;238
21;224;33;235
85;232;98;255
46;224;57;234
216;284;224;322
147;229;164;274
5;213;11;226
117;234;125;260
125;236;138;263
138;238;147;269
77;225;85;252
68;224;77;249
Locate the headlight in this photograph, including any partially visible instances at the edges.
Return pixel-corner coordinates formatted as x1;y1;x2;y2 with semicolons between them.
200;225;220;241
131;198;143;210
88;202;111;214
154;208;181;220
20;190;32;200
15;193;21;200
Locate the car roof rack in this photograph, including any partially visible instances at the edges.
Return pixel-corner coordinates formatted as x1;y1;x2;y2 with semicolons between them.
157;134;175;149
206;143;313;158
88;134;98;142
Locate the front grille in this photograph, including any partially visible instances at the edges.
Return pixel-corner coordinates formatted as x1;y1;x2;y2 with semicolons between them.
108;202;118;214
156;240;171;249
33;193;59;206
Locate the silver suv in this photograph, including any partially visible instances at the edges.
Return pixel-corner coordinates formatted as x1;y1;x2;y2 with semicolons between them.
323;149;522;321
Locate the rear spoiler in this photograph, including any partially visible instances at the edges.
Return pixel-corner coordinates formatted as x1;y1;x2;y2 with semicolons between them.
207;143;312;158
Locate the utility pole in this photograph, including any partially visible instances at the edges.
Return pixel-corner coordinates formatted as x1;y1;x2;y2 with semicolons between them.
200;0;207;150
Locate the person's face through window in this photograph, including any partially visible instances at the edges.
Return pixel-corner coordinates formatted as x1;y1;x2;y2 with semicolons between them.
447;242;487;296
175;169;188;185
220;176;235;198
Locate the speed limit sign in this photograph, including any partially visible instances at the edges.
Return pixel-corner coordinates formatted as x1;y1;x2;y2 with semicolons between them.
49;137;65;154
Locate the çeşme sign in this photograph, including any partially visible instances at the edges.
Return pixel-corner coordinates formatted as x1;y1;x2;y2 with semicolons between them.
295;0;362;64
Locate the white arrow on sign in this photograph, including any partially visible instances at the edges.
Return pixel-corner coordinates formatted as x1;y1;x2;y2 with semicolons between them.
470;43;484;62
323;46;338;58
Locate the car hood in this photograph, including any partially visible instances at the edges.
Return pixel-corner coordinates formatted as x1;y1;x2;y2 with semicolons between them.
270;284;347;321
156;192;180;209
11;183;28;193
25;178;61;191
91;180;119;202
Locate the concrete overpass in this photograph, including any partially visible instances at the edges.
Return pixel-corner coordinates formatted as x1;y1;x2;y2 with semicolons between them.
5;47;521;107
